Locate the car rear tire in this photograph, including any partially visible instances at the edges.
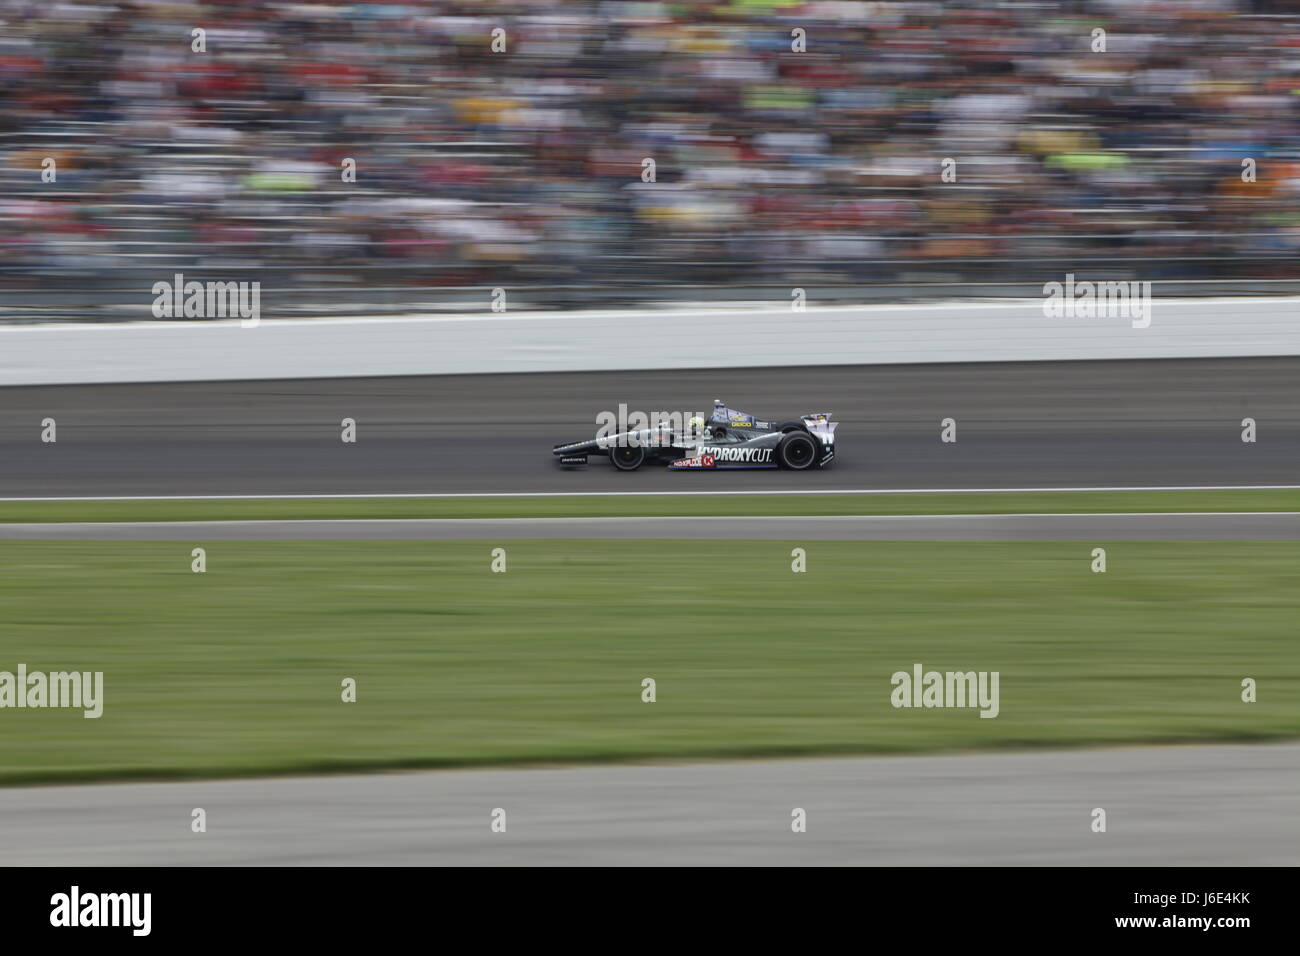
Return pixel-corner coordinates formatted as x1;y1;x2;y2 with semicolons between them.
609;444;647;471
776;431;818;470
775;420;808;433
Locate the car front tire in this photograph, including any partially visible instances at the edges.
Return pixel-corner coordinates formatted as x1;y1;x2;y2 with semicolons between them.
609;444;647;471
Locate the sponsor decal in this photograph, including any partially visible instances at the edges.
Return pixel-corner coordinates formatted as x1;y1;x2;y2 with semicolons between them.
709;446;773;464
671;454;716;468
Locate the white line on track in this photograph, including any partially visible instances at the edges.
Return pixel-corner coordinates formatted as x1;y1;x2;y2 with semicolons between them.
454;512;1292;520
1;485;1298;503
9;512;1289;525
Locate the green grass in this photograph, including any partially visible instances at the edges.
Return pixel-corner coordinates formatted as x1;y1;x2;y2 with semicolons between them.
0;539;1295;785
0;487;1296;523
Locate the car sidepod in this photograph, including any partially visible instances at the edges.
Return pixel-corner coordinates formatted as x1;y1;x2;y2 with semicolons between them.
668;431;785;469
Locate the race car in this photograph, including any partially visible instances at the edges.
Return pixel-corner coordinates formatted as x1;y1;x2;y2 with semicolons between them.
552;400;836;471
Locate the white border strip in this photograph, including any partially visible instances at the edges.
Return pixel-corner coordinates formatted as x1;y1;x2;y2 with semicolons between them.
19;512;1289;524
1;485;1298;503
5;294;1297;333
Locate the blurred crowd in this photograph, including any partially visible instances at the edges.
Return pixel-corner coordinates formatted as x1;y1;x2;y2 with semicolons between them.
2;0;1300;305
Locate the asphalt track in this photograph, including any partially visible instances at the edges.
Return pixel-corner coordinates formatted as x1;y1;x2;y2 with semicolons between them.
3;357;1295;868
1;357;1298;497
2;513;1300;539
1;743;1294;866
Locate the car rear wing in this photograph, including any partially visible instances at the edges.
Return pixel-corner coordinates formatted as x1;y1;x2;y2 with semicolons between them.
801;413;837;443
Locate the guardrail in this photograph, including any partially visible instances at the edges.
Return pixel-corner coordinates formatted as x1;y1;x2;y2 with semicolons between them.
4;269;1300;323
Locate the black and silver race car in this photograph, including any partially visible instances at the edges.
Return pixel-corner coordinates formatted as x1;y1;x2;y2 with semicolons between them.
553;400;836;471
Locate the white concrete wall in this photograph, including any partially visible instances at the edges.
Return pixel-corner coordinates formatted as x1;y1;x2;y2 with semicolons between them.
1;297;1297;386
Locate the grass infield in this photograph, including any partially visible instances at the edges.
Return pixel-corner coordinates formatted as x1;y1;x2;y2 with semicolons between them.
0;539;1295;785
0;487;1296;523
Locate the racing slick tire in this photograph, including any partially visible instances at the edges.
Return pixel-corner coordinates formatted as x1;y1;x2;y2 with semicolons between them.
776;431;818;470
609;444;647;471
